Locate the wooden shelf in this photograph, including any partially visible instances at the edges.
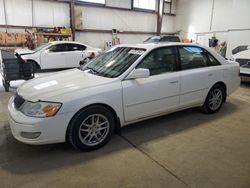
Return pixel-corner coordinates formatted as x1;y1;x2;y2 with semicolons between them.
35;32;72;36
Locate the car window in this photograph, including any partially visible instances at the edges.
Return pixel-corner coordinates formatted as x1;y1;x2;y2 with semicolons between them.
137;47;177;76
84;47;146;78
179;46;209;70
206;52;221;66
161;36;180;42
67;44;86;51
49;44;68;52
144;36;161;43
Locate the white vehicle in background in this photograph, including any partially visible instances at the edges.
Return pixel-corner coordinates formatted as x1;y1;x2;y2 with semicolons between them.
15;41;102;72
232;48;250;82
8;43;240;151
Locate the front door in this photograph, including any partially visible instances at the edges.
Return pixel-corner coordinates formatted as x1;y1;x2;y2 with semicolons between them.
40;44;67;69
122;47;180;122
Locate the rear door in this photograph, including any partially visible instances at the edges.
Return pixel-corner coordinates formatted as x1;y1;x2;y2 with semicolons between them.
178;46;220;108
40;44;67;69
122;47;180;122
64;44;86;68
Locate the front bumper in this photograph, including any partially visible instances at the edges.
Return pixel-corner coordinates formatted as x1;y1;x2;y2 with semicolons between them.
8;96;74;145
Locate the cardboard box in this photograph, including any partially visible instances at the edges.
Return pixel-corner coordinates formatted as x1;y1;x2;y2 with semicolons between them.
60;28;72;35
5;33;17;44
0;33;6;44
75;8;83;29
16;34;27;44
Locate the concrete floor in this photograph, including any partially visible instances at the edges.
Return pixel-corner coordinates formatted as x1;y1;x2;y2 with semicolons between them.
0;77;250;188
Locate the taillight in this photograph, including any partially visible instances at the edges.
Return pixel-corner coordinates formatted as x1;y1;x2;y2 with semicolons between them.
90;52;95;58
87;52;95;58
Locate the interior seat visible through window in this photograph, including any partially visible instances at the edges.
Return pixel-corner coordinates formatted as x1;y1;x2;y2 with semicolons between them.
137;47;177;76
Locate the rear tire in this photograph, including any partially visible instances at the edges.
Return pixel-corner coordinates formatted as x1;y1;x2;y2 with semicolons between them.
67;105;115;151
2;79;10;92
201;84;226;114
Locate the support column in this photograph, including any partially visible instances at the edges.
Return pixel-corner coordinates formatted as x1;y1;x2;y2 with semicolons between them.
156;0;164;36
70;0;76;41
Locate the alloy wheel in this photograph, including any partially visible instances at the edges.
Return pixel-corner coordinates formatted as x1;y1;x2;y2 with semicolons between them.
208;89;223;111
78;114;110;146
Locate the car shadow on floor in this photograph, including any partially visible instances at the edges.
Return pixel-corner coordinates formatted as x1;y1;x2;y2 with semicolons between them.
0;97;242;175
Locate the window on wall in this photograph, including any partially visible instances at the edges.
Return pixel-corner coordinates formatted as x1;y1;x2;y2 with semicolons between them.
78;0;105;4
133;0;156;11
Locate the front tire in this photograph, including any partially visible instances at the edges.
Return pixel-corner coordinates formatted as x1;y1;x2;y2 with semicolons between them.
201;84;226;114
67;105;115;151
27;60;40;73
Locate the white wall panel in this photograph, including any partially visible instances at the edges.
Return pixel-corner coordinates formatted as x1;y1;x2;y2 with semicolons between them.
33;0;70;27
175;0;212;34
4;0;32;26
162;15;175;33
77;6;157;32
211;0;232;31
231;0;250;29
76;32;151;49
53;3;70;27
0;0;5;25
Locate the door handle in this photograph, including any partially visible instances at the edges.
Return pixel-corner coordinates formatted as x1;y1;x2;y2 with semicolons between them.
170;80;178;84
208;73;213;77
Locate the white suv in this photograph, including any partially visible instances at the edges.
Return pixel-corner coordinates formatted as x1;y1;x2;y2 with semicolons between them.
15;41;101;71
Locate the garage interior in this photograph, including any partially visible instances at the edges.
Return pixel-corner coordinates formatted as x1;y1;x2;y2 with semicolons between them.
0;0;250;187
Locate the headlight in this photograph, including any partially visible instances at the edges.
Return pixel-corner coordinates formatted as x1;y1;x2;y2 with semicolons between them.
20;101;62;118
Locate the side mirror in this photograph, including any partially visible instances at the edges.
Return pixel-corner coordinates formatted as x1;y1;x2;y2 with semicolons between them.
44;49;50;54
126;68;150;79
79;57;89;66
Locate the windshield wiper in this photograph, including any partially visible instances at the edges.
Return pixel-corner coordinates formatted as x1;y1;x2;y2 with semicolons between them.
86;67;100;75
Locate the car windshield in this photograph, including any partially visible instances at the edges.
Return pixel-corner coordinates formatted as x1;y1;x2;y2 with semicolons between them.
83;47;146;78
34;43;51;52
144;36;161;43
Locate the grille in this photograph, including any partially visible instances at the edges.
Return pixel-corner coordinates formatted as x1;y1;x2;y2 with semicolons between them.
240;73;250;77
13;93;25;109
235;58;250;66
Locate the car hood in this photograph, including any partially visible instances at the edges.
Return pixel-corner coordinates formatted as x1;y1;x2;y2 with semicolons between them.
17;69;115;101
15;49;35;55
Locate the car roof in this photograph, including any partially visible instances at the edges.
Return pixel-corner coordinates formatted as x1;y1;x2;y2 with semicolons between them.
115;42;228;65
116;42;203;51
48;41;85;45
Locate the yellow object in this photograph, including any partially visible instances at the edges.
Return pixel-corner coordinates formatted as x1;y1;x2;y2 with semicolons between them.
0;33;6;44
60;28;72;35
42;104;61;117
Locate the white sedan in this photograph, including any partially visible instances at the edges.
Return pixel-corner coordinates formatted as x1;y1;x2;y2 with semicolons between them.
15;41;101;71
8;43;240;151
